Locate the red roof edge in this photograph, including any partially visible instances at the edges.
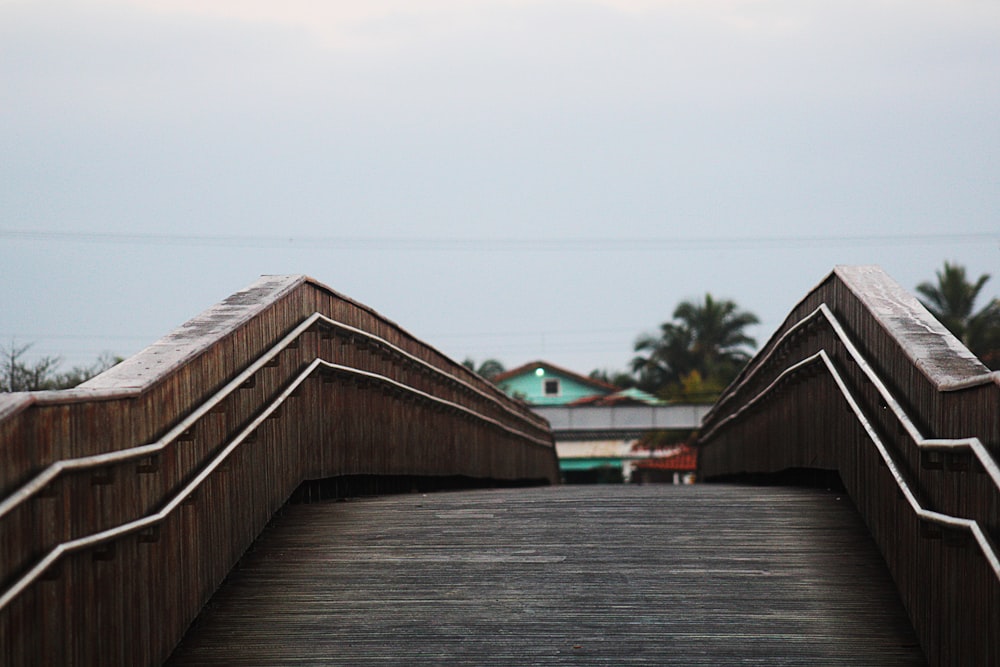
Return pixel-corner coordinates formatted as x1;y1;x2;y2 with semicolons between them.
633;444;698;472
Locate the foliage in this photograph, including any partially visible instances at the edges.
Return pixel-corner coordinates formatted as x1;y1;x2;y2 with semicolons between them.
916;262;1000;369
630;293;759;399
661;370;727;404
461;357;506;380
1;342;121;392
588;368;636;388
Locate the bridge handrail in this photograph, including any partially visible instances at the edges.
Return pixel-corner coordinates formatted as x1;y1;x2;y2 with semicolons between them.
701;344;1000;581
705;303;1000;493
697;266;1000;666
702;302;1000;578
706;272;998;422
0;275;560;666
0;356;552;613
0;311;550;523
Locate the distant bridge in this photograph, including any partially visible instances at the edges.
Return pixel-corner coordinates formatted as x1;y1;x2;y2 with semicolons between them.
532;403;710;438
0;267;997;666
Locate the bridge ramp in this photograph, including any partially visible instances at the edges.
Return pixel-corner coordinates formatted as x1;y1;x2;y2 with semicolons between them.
168;485;924;666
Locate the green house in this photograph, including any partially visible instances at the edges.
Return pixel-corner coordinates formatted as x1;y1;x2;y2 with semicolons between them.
491;360;618;406
492;360;691;484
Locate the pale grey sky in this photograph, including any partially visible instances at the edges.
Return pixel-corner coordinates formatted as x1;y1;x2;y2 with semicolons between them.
1;0;998;375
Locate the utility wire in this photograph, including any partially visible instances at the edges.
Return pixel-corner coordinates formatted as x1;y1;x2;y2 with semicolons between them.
0;229;995;251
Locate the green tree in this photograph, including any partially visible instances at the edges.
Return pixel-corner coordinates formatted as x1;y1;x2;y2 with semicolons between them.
588;368;636;388
916;261;1000;369
461;357;506;380
661;369;727;404
631;294;759;397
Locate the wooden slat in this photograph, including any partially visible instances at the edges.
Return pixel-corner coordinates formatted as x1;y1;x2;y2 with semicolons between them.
697;266;1000;667
0;276;557;666
167;485;925;666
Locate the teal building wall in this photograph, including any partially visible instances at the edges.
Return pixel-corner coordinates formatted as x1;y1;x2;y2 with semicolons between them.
496;363;613;406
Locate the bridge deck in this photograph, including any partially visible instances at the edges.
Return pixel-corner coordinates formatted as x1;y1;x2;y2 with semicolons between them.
167;485;925;665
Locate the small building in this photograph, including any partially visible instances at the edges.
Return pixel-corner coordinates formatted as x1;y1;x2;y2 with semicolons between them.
492;361;703;483
492;360;619;406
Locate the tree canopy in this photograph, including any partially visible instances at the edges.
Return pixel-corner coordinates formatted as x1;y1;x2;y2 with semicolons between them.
916;261;1000;369
588;368;636;388
630;293;759;400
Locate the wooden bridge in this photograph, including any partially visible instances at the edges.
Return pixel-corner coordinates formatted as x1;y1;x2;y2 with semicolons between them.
1;267;997;666
166;485;924;666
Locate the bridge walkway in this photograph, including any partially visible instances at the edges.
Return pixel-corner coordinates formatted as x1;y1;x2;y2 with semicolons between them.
167;485;925;666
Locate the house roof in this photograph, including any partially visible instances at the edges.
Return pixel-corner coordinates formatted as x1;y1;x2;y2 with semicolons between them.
633;444;698;472
492;360;620;394
568;387;663;406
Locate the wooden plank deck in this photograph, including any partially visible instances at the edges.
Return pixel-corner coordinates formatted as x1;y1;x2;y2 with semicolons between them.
166;485;925;665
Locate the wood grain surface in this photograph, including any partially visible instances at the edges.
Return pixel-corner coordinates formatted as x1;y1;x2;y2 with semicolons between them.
168;485;925;666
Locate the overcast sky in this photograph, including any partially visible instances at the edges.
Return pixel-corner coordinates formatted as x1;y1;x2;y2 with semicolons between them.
2;0;998;376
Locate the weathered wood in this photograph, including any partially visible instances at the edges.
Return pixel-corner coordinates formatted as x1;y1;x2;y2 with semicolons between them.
167;485;925;666
0;276;558;666
698;265;1000;667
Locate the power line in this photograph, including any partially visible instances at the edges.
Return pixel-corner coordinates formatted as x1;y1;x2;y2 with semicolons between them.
428;326;641;340
0;229;995;251
0;332;154;342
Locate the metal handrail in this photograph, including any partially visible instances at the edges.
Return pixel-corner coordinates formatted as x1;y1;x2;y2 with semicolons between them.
0;311;548;523
699;304;1000;581
0;357;553;612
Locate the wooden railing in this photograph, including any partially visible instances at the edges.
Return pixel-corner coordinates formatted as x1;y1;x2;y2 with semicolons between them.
698;265;1000;667
0;275;558;666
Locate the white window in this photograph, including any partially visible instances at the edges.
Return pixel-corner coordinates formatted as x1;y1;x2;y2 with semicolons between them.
543;378;561;396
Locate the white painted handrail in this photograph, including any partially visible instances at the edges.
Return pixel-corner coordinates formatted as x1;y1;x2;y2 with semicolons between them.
0;312;548;523
0;356;552;612
700;304;1000;581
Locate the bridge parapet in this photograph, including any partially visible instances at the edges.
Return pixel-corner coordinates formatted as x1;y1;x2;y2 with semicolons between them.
698;265;1000;667
0;275;557;666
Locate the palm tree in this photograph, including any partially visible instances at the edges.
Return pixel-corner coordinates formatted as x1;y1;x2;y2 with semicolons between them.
916;262;1000;369
673;294;759;380
631;322;694;392
631;294;759;396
